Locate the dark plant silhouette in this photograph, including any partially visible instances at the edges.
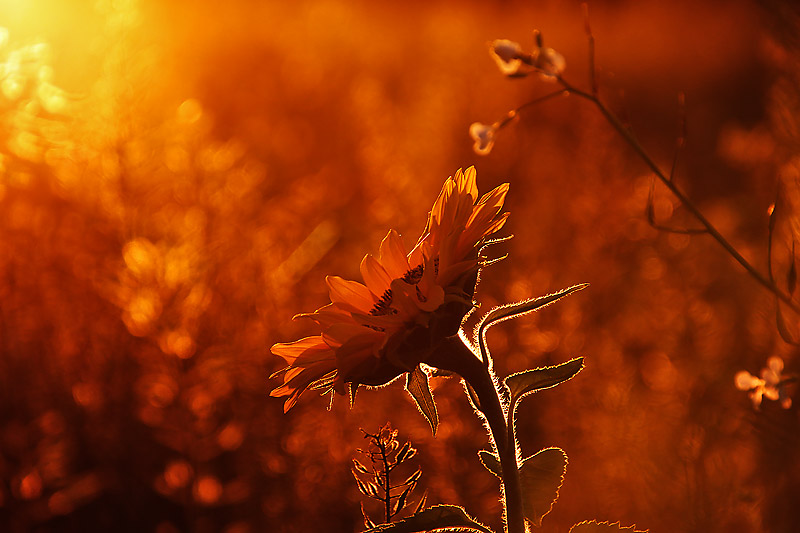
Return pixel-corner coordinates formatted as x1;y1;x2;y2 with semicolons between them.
353;424;426;527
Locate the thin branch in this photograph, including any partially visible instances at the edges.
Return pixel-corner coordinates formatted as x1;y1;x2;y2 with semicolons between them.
646;177;707;235
582;3;597;96
556;76;800;314
494;89;568;132
380;439;392;522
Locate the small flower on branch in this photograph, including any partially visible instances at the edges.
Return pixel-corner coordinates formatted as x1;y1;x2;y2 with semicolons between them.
533;44;565;80
488;32;565;80
489;39;527;77
469;122;497;155
735;356;794;410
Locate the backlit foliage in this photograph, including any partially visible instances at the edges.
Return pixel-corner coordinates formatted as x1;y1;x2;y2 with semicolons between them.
352;424;425;528
1;1;799;532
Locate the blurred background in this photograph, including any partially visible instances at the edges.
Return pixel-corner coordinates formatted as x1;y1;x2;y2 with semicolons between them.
1;0;799;531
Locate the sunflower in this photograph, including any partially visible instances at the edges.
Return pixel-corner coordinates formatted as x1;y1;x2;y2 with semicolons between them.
270;167;509;412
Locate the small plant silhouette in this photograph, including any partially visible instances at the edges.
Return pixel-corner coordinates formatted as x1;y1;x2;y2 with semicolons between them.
352;423;426;528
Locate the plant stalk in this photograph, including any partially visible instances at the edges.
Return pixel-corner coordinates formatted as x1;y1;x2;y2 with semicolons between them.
381;439;392;522
432;337;526;533
557;78;800;315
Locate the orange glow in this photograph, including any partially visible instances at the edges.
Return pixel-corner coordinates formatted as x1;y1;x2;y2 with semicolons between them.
194;475;223;505
164;460;193;489
18;471;43;500
48;491;72;515
72;382;103;409
217;423;244;451
0;0;798;531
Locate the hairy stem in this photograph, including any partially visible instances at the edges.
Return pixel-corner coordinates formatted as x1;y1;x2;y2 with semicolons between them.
432;337;526;533
557;77;800;315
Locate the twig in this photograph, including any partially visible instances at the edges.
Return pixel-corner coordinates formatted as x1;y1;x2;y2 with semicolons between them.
582;3;597;96
554;74;800;314
498;89;569;129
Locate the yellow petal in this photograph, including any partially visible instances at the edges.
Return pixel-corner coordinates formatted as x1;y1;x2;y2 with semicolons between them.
482;211;509;236
379;230;410;280
360;254;392;296
451;168;478;229
271;336;330;365
468;183;509;227
430;178;456;230
459;166;479;203
270;367;304;392
326;275;375;312
271;360;337;413
293;303;353;329
406;238;427;270
477;182;510;209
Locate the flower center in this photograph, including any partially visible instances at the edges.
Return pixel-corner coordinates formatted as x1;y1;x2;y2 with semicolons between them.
368;262;432;316
401;264;424;284
369;289;396;316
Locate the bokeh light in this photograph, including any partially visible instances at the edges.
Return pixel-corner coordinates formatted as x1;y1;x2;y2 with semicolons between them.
0;0;798;532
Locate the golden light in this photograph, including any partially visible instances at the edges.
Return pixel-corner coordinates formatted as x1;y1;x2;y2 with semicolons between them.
0;0;796;531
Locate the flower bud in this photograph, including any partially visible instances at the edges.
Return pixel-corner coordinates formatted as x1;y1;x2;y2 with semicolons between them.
534;47;565;80
469;122;496;155
489;39;526;77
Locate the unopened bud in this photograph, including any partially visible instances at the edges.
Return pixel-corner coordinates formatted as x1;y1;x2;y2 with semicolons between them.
469;122;497;155
489;39;525;76
534;47;565;80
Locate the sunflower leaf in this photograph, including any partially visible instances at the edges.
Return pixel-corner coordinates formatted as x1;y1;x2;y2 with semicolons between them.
478;284;588;338
477;450;501;478
406;366;439;436
363;504;493;533
477;284;588;366
464;380;482;412
569;520;648;532
519;447;567;527
505;357;584;406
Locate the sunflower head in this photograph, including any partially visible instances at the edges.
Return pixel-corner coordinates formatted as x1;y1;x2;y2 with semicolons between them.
270;167;509;412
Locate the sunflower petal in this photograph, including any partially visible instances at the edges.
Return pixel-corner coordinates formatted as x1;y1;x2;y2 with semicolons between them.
326;275;376;312
360;254;392;297
459;166;479;204
379;230;410;280
270;354;337;412
271;336;332;365
293;303;353;328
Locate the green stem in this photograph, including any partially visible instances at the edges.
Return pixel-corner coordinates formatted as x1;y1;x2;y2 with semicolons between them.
431;337;526;533
556;77;800;315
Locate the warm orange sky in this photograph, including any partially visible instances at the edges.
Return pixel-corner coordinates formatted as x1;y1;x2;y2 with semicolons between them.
1;1;798;532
